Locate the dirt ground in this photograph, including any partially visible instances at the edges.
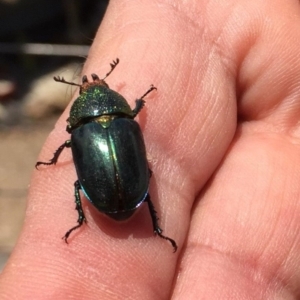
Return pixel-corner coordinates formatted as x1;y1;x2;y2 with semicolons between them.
0;117;57;270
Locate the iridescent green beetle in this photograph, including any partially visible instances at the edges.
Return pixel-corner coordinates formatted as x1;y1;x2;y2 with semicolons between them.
36;59;177;252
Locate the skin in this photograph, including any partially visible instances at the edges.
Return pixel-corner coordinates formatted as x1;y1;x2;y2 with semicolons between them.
1;0;300;298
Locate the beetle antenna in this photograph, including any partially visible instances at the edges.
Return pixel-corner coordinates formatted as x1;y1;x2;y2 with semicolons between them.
102;58;120;80
54;76;81;87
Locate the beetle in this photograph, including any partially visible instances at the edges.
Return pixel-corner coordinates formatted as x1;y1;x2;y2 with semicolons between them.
36;58;177;252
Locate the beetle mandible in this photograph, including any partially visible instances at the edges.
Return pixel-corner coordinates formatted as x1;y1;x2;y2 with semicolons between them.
36;58;177;252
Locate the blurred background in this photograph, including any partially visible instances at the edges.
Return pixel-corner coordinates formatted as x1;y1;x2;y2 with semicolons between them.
0;0;109;270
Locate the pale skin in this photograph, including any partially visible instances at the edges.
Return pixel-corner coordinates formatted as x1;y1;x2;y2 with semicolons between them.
1;0;300;299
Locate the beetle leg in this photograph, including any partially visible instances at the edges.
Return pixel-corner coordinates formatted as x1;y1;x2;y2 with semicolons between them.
145;194;178;252
63;180;87;243
132;85;157;117
140;85;157;99
35;140;71;169
132;99;145;117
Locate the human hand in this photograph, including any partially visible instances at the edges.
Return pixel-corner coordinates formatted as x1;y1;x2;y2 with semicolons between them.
2;1;300;299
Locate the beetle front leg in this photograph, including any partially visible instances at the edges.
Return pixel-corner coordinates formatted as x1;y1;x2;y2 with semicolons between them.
35;140;71;169
132;85;157;117
63;180;87;243
145;194;178;252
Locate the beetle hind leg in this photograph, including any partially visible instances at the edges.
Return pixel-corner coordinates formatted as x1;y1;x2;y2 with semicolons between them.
145;194;178;252
62;180;87;243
